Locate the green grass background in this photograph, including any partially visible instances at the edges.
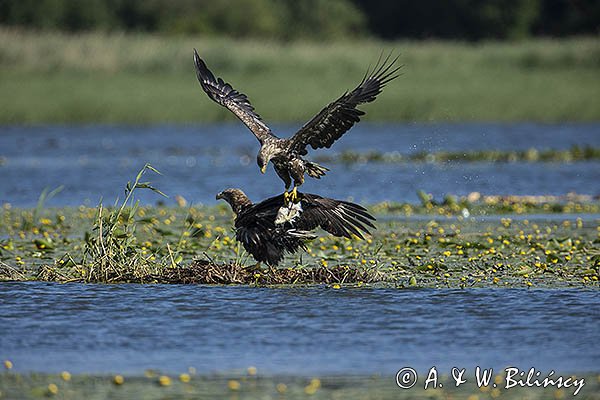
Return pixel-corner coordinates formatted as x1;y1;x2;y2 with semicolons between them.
0;29;599;124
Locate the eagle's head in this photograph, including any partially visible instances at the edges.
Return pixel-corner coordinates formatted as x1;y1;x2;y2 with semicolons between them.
257;145;277;174
216;188;252;215
216;188;241;203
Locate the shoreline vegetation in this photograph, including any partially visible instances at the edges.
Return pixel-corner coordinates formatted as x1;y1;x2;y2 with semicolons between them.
1;369;599;400
1;166;598;287
314;146;600;164
2;147;600;170
0;29;599;124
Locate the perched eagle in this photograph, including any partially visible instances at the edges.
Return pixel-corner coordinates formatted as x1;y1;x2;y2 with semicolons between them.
216;188;376;266
195;50;401;202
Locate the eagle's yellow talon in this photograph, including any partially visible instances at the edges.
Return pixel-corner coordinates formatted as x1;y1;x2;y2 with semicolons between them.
283;191;290;204
290;187;299;203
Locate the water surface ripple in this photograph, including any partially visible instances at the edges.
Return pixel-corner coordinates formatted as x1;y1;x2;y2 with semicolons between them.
1;123;599;206
1;282;598;374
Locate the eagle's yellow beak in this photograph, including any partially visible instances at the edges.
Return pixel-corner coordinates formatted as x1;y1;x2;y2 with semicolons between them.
260;165;267;174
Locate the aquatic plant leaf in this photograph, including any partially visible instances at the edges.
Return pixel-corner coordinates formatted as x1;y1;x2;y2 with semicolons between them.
134;182;167;198
144;164;162;175
34;239;54;251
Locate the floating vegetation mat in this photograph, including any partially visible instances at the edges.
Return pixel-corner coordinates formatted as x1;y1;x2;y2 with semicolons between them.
373;192;600;216
169;260;383;285
1;196;598;287
1;370;599;400
314;146;600;164
0;166;598;287
31;260;383;285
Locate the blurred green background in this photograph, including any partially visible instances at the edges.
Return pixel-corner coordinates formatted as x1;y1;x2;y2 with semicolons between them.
2;0;598;40
0;0;598;123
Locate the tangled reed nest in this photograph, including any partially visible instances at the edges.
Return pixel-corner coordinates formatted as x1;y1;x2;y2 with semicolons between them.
154;260;385;285
32;259;386;285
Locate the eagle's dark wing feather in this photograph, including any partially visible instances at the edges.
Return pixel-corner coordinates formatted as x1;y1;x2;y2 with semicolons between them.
194;49;273;144
233;192;375;265
287;53;402;155
296;194;376;240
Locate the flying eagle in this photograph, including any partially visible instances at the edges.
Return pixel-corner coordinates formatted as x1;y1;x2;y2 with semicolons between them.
216;188;376;266
195;50;401;202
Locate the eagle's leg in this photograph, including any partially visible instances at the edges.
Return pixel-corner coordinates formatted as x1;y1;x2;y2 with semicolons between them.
289;186;299;203
274;165;292;204
288;166;303;204
283;187;299;203
282;182;293;204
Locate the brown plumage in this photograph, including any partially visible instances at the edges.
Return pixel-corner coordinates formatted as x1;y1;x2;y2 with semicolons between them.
195;50;401;196
216;188;376;266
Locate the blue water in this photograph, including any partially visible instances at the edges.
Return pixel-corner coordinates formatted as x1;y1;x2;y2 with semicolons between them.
1;282;598;375
1;124;599;377
1;123;599;207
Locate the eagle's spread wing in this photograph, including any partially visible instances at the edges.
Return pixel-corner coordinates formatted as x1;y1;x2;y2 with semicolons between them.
287;53;401;155
295;194;376;240
194;49;273;144
240;193;375;238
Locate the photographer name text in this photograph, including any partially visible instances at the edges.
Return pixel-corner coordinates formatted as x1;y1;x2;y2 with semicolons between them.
395;366;585;395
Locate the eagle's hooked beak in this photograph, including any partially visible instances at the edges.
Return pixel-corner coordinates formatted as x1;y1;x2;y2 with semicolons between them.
260;165;267;174
216;191;224;200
